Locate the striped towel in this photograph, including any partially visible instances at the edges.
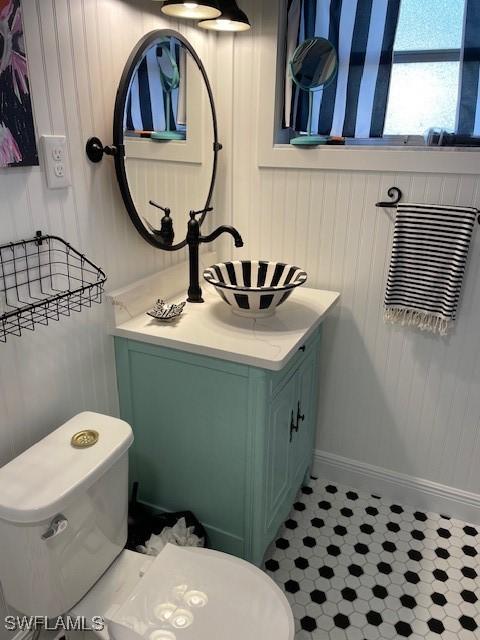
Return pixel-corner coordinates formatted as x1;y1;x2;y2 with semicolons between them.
385;203;477;336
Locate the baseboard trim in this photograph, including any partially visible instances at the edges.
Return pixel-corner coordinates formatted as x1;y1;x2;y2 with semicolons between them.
312;450;480;525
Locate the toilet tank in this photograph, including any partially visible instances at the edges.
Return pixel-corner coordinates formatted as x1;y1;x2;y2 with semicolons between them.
0;412;133;618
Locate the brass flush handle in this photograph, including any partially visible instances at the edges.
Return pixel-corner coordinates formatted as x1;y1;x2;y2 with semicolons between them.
71;430;99;449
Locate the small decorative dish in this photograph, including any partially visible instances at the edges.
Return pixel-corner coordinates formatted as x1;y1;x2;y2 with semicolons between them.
204;260;308;318
147;300;186;322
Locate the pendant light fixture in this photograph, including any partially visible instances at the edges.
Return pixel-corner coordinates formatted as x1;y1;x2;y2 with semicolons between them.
160;1;221;20
198;0;251;31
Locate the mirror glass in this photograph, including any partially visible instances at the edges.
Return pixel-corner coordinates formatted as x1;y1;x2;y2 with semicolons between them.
290;37;337;92
114;31;218;249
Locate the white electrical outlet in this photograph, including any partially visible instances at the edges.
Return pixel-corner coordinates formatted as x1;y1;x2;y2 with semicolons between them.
52;146;63;162
41;135;71;189
54;163;65;178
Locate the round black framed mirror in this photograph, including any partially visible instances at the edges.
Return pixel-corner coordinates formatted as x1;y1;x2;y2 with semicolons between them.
112;30;220;251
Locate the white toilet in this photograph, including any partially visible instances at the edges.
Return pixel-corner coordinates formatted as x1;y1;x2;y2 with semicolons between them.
0;412;294;640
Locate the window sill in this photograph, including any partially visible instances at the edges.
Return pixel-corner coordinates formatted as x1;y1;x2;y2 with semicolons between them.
258;142;480;174
125;136;202;164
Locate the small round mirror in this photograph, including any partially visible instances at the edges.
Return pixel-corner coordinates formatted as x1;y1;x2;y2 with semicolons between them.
157;42;180;93
289;37;337;146
290;37;337;92
150;40;185;142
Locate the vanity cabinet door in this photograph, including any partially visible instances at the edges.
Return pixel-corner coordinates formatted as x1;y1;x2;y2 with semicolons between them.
290;349;317;489
115;339;250;558
263;373;297;544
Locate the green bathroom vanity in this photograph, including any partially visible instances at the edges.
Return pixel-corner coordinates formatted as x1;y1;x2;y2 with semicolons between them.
110;265;339;566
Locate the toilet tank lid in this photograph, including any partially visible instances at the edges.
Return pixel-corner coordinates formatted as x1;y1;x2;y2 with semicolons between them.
0;412;133;524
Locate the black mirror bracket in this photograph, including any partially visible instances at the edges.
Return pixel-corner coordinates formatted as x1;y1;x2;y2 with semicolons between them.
86;137;118;163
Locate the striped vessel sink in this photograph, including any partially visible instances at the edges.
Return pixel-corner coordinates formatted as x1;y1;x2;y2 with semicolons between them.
203;261;308;318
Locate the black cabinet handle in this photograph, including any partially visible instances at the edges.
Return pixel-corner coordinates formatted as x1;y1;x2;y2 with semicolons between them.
289;410;297;442
290;403;305;442
296;401;305;427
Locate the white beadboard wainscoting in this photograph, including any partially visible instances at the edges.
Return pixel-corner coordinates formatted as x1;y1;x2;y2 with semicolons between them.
223;0;480;513
0;0;218;464
233;167;480;498
0;2;217;636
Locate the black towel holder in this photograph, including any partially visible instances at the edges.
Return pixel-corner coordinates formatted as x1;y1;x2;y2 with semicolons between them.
375;187;403;208
376;186;480;225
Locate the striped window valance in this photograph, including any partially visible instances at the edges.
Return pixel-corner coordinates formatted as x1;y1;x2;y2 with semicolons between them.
457;0;480;136
125;43;186;134
286;0;401;139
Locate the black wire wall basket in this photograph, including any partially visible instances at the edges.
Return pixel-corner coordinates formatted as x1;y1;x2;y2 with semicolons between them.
0;231;107;343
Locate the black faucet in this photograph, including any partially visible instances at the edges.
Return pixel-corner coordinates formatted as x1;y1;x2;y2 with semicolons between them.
148;200;175;246
187;208;244;303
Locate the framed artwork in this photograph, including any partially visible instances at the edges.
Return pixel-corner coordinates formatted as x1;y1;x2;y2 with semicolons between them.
0;0;38;168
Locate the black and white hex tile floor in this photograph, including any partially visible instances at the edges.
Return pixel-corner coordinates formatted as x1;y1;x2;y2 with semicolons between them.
263;479;480;639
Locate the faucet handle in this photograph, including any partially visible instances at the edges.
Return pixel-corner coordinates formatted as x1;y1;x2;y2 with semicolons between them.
150;200;171;216
190;207;213;219
149;200;174;245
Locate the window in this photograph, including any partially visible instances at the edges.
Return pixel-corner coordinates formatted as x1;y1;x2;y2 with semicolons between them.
283;0;480;147
384;0;465;137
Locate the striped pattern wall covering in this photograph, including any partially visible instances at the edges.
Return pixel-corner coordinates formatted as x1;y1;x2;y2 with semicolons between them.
286;0;401;138
125;44;186;133
384;203;477;336
204;261;307;312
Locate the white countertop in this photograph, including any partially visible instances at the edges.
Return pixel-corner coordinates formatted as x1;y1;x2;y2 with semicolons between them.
109;259;339;371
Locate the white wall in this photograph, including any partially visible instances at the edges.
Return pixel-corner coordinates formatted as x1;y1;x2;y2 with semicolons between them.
0;0;220;462
0;1;217;634
224;0;480;495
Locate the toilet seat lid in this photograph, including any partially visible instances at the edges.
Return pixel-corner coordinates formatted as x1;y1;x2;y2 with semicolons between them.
106;544;294;640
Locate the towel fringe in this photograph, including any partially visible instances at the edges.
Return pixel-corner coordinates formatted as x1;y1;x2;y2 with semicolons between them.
385;307;451;336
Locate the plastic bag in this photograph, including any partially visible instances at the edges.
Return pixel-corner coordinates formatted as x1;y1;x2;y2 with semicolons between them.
127;482;207;552
137;517;205;555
